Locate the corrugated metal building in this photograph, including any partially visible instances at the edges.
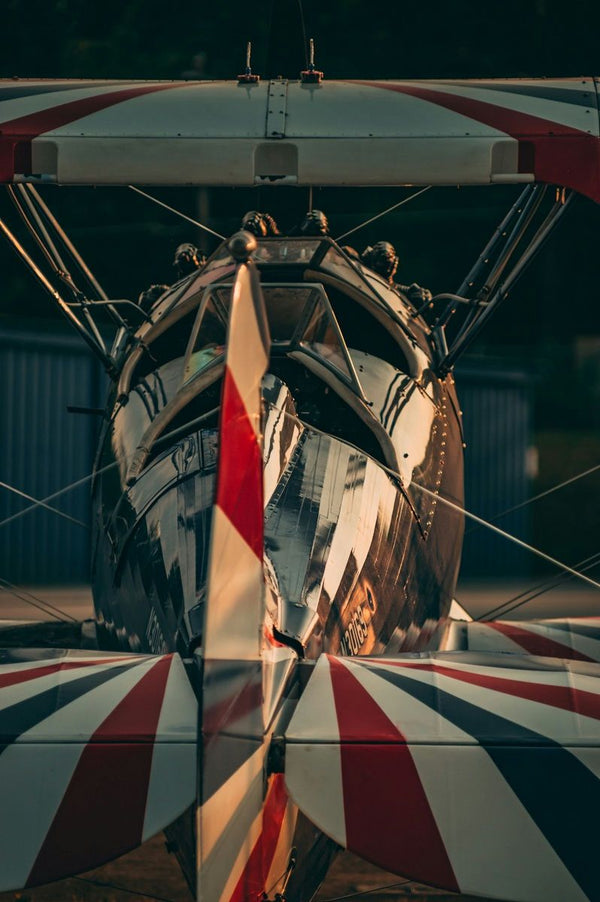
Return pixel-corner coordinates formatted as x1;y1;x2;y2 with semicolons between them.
456;366;533;579
0;329;532;585
0;327;104;584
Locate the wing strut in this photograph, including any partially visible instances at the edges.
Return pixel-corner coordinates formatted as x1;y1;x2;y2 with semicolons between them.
433;186;574;373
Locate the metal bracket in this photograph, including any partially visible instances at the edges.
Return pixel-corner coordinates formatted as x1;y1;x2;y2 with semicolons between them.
266;79;288;139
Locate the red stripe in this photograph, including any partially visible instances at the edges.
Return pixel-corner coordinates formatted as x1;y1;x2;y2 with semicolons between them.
0;83;182;181
26;655;173;887
0;657;140;691
328;657;458;891
359;81;600;203
388;661;600;720
216;365;263;559
486;621;595;662
228;774;289;902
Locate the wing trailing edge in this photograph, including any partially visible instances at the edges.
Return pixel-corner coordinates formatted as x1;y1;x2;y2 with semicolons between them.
1;78;599;201
285;652;600;902
0;648;197;891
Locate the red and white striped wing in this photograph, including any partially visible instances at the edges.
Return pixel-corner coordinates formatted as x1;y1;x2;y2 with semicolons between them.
1;78;600;200
0;649;197;890
447;617;600;662
285;652;600;902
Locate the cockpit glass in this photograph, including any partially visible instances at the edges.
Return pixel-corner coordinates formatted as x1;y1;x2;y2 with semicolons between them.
319;246;380;300
183;295;227;384
203;238;322;274
197;281;361;394
251;239;322;264
263;287;314;341
298;300;354;383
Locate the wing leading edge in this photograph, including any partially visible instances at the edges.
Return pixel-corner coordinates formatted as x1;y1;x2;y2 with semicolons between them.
285;651;600;902
0;78;599;201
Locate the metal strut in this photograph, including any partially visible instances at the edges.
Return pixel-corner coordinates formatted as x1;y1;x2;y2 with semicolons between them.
434;186;574;373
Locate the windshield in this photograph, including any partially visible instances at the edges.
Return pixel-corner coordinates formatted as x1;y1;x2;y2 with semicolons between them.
198;282;362;396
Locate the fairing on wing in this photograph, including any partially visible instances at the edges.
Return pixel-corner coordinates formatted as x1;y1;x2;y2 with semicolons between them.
445;616;600;662
0;78;599;200
0;648;197;891
285;651;600;902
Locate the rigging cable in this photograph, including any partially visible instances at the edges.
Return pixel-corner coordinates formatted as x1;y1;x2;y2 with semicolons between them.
262;400;600;597
335;186;431;242
465;461;600;536
128;186;225;241
0;577;76;623
0;480;88;529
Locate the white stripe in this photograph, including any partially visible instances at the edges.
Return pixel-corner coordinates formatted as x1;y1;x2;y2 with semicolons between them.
227;265;268;441
205;506;263;660
0;663;156;890
344;659;588;902
0;742;88;889
466;623;532;653
357;661;600;745
142;656;197;842
0;83;149;125
198;745;265;902
14;659;158;742
284;657;346;847
420;82;599;136
517;622;600;661
0;659;150;720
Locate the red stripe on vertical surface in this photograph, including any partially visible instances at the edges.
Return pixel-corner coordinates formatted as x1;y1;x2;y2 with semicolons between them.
216;365;263;559
486;622;595;662
227;774;289;902
358;81;600;203
328;657;459;891
26;656;173;887
386;661;600;720
0;83;183;181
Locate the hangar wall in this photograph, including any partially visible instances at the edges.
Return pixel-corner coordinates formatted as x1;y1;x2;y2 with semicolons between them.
0;327;104;585
0;328;532;586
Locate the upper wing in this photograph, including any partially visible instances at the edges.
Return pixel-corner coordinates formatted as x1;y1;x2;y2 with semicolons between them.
284;651;600;902
0;648;197;891
1;78;599;200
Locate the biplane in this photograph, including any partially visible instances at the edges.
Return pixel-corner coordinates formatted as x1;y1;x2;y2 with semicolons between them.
1;73;600;902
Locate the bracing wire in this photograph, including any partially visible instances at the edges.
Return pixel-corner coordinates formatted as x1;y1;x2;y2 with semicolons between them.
0;577;76;623
297;0;309;67
262;400;600;598
474;550;600;622
335;187;432;242
0;480;89;529
128;186;225;241
411;481;600;593
465;461;600;536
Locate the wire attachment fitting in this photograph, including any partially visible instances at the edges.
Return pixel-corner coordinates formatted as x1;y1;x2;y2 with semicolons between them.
301;38;323;84
238;41;260;84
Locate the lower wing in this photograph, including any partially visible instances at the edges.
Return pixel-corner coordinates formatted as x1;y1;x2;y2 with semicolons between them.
0;647;197;891
285;650;600;902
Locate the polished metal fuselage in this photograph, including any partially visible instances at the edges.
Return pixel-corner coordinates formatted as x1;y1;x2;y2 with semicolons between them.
90;236;464;899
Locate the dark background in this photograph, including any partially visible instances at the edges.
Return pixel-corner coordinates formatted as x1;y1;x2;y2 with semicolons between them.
1;0;599;581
